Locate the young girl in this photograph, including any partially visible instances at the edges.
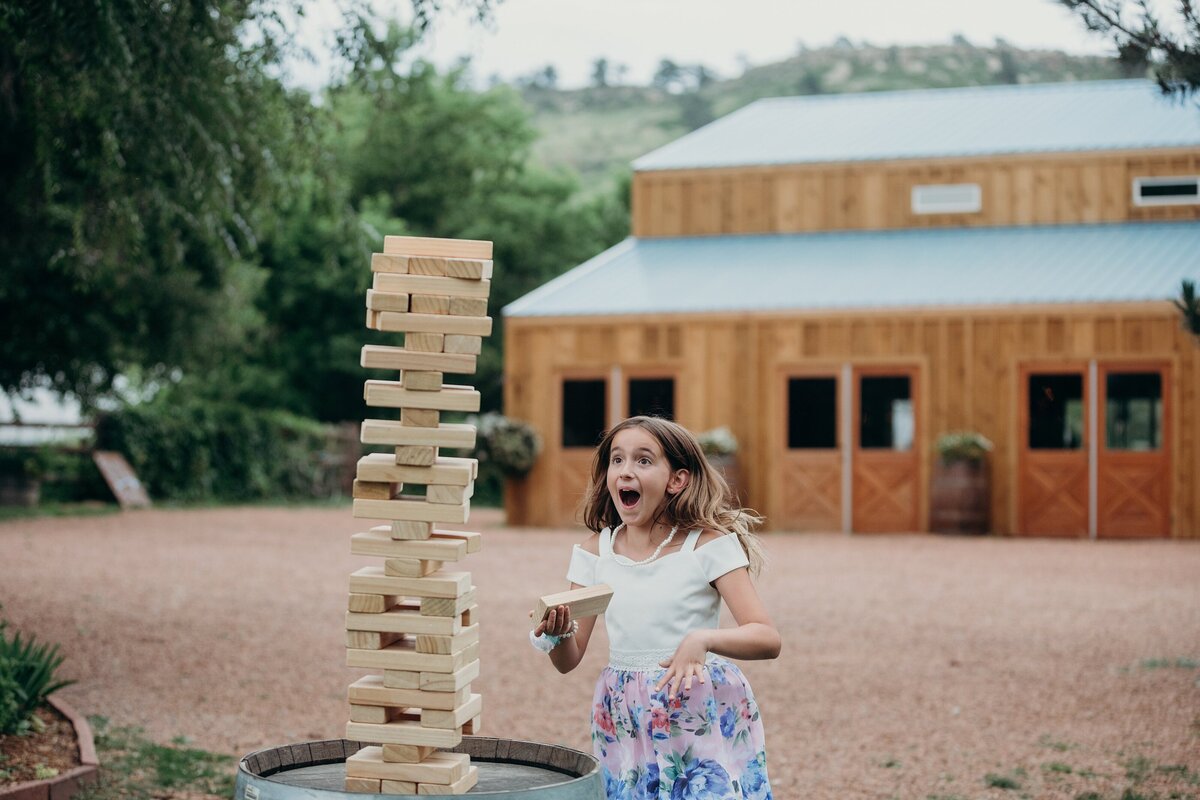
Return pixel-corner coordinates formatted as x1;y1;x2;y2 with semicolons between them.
532;416;780;800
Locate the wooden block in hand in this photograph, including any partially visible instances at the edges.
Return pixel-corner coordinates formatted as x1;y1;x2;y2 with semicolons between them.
442;334;482;355
409;294;450;315
534;584;614;623
348;593;398;613
402;371;443;392
383;235;492;261
385;557;443;578
421;693;481;730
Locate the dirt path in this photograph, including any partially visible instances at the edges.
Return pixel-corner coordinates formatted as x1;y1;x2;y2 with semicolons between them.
1;507;1197;799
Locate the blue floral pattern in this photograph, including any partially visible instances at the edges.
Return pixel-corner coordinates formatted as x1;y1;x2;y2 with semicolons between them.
591;656;772;799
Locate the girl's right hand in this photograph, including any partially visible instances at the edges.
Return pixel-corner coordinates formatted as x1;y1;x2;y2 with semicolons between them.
534;604;573;637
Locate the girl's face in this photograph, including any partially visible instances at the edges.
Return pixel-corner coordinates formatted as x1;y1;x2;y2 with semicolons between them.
606;426;689;530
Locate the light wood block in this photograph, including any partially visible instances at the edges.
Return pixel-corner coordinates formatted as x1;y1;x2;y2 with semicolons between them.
534;584;614;622
357;454;477;485
348;639;479;673
349;675;469;711
346;719;462;748
461;605;477;627
425;484;472;505
401;408;440;428
391;519;433;539
383;235;492;260
348;593;399;613
366;308;379;329
365;288;409;313
353;497;470;524
438;530;482;554
364;419;476;450
394;445;437;466
371;311;493;337
381;744;437;763
382;670;421;690
405;332;445;352
361;345;476;375
416;624;479;656
347;747;470;784
418;659;480;692
350;566;472;599
347;602;462;636
409;294;450;315
463;714;481;735
402;371;444;391
349;703;406;724
417;765;478;794
353;529;469;561
448;296;489;317
403;256;492;280
344;776;381;793
382;780;418;794
385;557;443;578
371;253;410;274
442;334;482;355
352;479;398;500
420;589;477;617
364;381;481;412
373;273;492;299
346;630;405;650
421;694;481;730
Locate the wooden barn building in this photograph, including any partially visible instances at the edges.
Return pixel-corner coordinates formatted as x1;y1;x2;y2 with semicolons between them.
502;80;1200;538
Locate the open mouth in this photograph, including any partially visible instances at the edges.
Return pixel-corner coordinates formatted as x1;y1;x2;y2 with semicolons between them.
618;489;641;509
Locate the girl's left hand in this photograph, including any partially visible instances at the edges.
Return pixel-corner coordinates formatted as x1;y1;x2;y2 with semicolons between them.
655;631;710;699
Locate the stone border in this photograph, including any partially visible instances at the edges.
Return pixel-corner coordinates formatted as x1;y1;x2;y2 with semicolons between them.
0;696;99;800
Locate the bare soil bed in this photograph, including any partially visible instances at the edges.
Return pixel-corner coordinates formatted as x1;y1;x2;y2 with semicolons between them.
0;506;1197;799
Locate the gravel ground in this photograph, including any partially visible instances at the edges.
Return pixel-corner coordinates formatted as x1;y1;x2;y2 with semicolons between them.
1;506;1198;799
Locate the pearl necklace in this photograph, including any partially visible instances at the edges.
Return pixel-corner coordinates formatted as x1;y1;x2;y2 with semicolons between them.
614;522;679;566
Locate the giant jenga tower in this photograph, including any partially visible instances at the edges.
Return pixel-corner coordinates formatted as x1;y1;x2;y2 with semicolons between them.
343;236;493;795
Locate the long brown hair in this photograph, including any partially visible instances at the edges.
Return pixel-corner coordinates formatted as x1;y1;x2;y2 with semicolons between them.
579;416;766;575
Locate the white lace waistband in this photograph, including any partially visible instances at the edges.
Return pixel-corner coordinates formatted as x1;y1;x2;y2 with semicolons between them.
607;649;719;671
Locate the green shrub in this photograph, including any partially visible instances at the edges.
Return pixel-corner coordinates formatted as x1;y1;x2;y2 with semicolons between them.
0;617;75;735
936;431;994;463
95;397;343;502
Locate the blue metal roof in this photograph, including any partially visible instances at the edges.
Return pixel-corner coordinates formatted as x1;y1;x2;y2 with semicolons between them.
633;81;1200;171
504;223;1200;318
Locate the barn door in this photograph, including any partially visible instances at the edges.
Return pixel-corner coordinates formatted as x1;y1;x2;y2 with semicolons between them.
557;376;608;526
1097;365;1170;538
778;373;842;531
852;367;919;533
1018;368;1088;536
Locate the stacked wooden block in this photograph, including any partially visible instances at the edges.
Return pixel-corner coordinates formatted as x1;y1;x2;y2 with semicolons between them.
345;235;494;795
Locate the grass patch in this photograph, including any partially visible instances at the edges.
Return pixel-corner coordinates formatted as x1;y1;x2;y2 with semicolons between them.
1043;762;1074;774
880;757;901;768
985;771;1023;790
1038;734;1074;752
1139;658;1199;670
1124;755;1154;783
75;716;234;800
1074;793;1104;800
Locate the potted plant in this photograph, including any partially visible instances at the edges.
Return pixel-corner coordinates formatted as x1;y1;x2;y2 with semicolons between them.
930;431;992;535
697;426;741;500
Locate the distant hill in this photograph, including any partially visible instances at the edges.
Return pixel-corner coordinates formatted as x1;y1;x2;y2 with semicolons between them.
517;39;1136;193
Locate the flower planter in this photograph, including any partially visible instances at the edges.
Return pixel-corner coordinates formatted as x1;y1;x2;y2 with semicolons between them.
930;459;990;535
0;697;98;800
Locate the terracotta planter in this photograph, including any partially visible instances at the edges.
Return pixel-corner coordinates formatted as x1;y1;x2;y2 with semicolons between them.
930;459;990;535
0;697;99;800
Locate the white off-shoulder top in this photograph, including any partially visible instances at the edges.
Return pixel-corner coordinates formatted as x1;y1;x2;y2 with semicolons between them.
566;527;749;670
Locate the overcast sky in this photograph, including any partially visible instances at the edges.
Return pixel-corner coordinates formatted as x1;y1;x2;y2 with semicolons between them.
283;0;1170;91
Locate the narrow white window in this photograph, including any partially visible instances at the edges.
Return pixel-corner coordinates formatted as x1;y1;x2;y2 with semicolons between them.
1132;176;1200;207
911;183;982;215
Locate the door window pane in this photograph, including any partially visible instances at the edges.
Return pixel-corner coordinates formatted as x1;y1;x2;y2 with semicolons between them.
1028;374;1084;449
1106;372;1162;451
788;377;837;449
860;376;913;451
562;379;606;448
628;378;674;420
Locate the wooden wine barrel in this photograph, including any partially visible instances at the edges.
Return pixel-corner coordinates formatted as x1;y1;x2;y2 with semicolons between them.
930;460;990;535
234;737;604;799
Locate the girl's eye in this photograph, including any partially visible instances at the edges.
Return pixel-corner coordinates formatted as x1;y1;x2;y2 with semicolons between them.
638;457;651;466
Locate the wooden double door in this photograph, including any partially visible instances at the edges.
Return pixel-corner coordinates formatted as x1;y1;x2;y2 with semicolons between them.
779;366;920;532
1018;362;1170;538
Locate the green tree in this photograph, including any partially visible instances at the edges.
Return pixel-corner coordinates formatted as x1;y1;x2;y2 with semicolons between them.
1060;0;1200;96
591;57;610;88
0;1;315;406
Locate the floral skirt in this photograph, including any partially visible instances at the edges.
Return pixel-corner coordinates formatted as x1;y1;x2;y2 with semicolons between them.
590;657;772;800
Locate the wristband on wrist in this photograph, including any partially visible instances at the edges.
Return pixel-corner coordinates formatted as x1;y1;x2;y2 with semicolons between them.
529;619;579;653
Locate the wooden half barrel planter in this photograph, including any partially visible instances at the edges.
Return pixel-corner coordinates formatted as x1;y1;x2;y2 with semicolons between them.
930;458;990;535
235;737;604;799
